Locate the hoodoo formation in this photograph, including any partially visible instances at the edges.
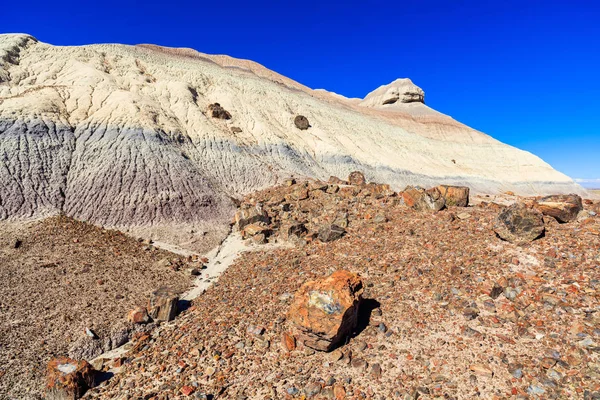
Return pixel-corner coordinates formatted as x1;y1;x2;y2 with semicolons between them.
0;34;586;249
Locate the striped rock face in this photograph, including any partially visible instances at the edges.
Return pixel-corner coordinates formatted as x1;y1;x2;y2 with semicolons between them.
0;34;586;249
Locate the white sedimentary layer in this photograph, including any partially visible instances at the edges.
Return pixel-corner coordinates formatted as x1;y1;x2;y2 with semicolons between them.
0;34;585;239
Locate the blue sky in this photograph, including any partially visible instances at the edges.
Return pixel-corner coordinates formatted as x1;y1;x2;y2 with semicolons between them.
3;0;599;186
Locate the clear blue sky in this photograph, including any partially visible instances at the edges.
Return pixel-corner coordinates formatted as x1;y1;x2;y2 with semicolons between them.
3;1;599;185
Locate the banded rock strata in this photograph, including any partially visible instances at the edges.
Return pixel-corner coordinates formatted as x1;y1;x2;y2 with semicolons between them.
0;34;585;247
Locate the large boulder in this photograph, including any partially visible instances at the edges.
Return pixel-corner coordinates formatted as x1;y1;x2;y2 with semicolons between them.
46;357;95;400
494;203;545;244
294;115;310;130
437;185;470;207
148;287;179;322
535;194;583;223
400;186;445;211
288;270;363;351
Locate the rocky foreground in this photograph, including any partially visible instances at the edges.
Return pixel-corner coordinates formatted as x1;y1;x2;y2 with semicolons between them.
58;175;600;400
0;217;197;399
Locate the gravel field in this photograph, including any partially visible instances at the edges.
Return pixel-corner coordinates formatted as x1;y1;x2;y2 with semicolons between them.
0;216;193;399
85;182;600;399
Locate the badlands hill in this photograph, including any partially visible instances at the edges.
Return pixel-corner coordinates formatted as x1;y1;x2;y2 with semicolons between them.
0;34;585;248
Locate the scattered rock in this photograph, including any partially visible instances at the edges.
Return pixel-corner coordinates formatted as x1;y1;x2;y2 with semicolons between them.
370;363;382;378
281;332;296;352
85;328;98;339
294;115;310;130
400;186;445;211
282;223;307;240
318;224;346;243
536;194;583;223
147;287;179;322
494;202;545;243
348;171;366;186
208;103;231;119
13;239;22;249
437;185;470;207
230;126;243;133
351;358;368;370
288;270;364;351
127;306;150;324
241;223;268;239
456;212;471;220
46;357;95;400
180;386;195;396
469;364;493;378
234;205;270;231
328;176;348;185
328;349;343;362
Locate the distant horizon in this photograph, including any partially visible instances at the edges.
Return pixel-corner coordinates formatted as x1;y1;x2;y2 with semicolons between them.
2;1;599;183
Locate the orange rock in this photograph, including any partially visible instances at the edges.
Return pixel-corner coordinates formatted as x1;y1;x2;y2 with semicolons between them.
334;384;346;399
46;357;95;399
400;186;445;211
437;185;470;207
288;270;363;351
127;306;150;324
281;332;296;352
180;385;195;396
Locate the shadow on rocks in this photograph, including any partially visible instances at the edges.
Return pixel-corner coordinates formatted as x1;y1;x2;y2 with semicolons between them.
351;298;381;340
177;298;192;313
94;370;114;386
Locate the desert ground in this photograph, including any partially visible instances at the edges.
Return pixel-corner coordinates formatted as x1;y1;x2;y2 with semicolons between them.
0;216;194;398
80;181;599;400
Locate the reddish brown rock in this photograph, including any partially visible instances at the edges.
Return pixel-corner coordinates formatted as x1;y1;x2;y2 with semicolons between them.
494;203;545;244
180;386;195;396
127;306;150;324
318;224;345;242
289;185;309;201
233;205;269;230
535;194;583;223
328;176;348;185
400;186;445;211
281;332;296;352
348;171;366;186
241;223;268;239
148;287;179;322
280;223;307;241
46;357;95;399
437;185;470;207
361;183;395;198
288;270;363;351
